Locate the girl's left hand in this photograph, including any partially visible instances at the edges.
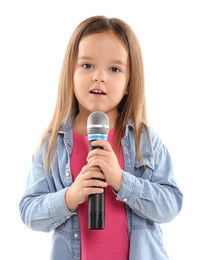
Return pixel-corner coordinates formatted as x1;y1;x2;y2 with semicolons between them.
86;140;123;192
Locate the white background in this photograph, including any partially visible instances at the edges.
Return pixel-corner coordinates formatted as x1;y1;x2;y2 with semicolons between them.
0;0;202;259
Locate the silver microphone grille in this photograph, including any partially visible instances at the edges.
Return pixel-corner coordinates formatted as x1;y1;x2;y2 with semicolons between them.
87;111;109;135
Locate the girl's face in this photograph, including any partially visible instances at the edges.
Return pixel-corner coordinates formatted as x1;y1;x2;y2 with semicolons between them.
73;31;129;121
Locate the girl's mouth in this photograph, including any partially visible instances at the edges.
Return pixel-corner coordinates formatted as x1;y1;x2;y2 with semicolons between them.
90;89;106;95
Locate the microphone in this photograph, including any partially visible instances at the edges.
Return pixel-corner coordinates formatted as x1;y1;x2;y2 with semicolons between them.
87;111;109;229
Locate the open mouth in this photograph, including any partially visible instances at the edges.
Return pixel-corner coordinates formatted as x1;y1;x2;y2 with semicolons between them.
90;89;106;95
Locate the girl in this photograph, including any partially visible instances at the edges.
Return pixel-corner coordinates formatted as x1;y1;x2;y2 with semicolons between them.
19;15;183;260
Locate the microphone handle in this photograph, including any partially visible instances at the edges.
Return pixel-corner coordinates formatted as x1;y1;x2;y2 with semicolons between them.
88;144;105;230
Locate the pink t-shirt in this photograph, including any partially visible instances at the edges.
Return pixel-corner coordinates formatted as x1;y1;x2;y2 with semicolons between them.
70;128;129;260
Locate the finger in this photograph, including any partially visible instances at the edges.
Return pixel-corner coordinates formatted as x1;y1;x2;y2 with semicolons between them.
85;169;106;180
86;179;108;188
91;140;112;151
85;187;105;195
88;158;108;170
87;149;109;163
86;165;102;172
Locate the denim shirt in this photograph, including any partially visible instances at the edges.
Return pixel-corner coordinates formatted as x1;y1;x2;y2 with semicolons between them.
19;120;183;260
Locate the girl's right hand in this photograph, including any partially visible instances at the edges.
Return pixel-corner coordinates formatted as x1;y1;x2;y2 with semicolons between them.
65;165;108;211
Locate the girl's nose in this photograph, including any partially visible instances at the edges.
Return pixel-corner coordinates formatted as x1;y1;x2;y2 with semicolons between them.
92;70;106;83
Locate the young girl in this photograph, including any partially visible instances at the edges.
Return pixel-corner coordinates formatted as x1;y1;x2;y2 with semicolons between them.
19;15;183;260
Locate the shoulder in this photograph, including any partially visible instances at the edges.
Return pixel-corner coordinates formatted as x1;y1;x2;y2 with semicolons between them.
141;124;167;157
34;120;73;163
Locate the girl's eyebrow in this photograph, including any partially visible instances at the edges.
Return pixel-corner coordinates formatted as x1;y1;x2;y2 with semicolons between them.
111;59;128;67
78;56;127;67
78;56;93;61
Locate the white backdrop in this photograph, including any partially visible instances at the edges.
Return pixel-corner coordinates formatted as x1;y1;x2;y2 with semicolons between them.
0;0;202;259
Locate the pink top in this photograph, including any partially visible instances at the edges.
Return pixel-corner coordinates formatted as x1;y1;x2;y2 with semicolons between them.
71;128;129;260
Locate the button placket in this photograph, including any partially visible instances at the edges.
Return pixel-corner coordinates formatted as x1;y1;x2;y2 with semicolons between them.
74;233;79;238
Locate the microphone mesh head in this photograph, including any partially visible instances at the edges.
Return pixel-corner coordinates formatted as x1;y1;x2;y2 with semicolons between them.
87;111;109;135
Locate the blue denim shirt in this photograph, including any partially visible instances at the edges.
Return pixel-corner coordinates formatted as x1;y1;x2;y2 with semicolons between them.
19;120;183;260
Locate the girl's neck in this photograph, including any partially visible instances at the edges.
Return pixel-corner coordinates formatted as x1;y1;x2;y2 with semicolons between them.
72;114;87;135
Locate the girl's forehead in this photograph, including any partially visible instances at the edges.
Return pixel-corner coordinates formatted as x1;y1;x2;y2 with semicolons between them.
80;31;123;46
78;32;128;59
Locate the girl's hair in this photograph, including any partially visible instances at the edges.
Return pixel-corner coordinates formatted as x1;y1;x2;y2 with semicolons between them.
40;15;147;169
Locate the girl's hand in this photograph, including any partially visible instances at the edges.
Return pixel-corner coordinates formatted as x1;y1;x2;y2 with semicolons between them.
87;140;123;192
65;165;108;211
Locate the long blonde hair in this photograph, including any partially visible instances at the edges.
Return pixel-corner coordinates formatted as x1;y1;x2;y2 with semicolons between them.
40;15;147;169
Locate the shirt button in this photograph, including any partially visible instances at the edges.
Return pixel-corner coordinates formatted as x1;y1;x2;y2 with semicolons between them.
66;172;70;177
74;233;79;238
123;198;128;202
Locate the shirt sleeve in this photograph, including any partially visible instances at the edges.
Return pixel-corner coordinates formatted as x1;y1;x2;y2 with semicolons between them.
19;151;76;232
116;128;183;224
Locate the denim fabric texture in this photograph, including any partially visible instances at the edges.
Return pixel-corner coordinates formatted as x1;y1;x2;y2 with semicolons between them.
19;120;183;260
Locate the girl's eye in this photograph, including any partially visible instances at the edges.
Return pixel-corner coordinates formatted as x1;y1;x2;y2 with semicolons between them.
82;63;93;69
110;67;121;73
